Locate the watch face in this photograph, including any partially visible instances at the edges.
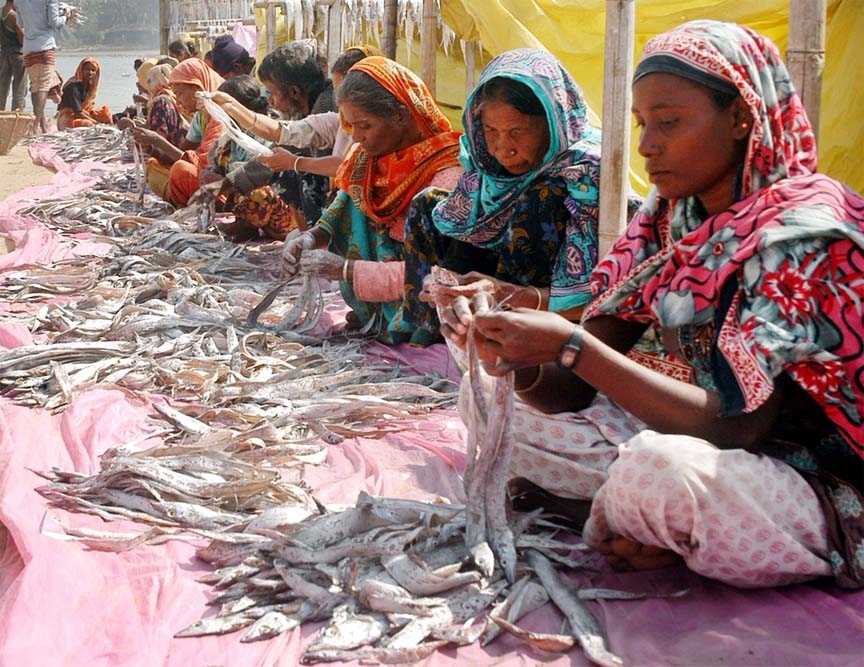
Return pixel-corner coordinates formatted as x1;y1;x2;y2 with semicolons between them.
560;347;577;368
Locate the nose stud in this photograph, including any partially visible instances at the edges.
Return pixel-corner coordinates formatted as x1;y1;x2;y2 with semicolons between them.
509;149;517;156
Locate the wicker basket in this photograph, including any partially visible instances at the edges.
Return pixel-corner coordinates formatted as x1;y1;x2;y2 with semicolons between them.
0;111;35;155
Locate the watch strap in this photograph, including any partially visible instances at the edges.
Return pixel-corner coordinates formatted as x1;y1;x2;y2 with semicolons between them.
556;325;584;371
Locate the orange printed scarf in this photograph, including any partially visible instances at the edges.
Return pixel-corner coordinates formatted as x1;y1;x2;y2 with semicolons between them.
334;56;461;232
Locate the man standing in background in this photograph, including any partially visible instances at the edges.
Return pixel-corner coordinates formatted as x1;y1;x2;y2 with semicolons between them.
0;0;27;111
16;0;80;132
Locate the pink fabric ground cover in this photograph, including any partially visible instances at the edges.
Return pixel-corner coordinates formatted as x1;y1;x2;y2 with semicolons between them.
0;150;861;667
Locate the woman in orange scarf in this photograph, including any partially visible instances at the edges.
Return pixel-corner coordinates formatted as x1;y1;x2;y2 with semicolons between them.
55;57;112;130
131;57;224;206
281;56;462;342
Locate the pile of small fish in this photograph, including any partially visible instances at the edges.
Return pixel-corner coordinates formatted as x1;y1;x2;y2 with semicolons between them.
164;346;627;666
15;187;172;234
37;441;322;533
13;135;640;665
2;166;457;434
22;124;133;163
174;490;619;664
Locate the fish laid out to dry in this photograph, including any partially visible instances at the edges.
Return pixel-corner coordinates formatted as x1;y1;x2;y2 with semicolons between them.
22;124;135;164
169;350;626;666
12;131;651;666
175;490;606;663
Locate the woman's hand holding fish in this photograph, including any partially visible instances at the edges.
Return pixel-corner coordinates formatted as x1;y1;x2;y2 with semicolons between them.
131;126;166;153
438;292;494;349
424;272;503;304
474;308;576;374
299;249;344;281
257;147;298;172
281;231;317;276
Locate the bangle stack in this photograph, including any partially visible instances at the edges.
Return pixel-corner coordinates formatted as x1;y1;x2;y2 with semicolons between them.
292;155;302;173
342;259;350;283
515;365;544;393
531;285;543;310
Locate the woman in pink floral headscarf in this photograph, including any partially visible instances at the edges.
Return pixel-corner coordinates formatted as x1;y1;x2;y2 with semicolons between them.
441;20;864;590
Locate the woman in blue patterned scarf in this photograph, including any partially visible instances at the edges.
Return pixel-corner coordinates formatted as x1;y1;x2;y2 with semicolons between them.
391;47;638;346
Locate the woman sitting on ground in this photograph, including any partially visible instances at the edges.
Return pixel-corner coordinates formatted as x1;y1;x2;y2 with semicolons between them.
131;58;223;207
197;44;380;238
198;74;290;241
281;56;462;340
142;63;187;149
390;47;638;346
218;40;336;231
440;20;864;589
56;56;112;130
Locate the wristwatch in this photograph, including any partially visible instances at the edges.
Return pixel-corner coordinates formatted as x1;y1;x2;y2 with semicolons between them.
557;325;584;371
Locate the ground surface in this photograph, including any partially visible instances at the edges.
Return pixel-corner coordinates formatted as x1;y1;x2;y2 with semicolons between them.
0;143;53;201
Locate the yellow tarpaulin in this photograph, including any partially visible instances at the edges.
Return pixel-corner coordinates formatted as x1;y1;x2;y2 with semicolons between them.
441;0;863;193
252;1;861;193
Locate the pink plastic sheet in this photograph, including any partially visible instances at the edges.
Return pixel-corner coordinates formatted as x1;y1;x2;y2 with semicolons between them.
0;157;862;667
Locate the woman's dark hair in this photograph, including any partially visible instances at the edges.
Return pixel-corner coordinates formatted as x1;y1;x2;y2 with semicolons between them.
475;76;544;116
337;70;405;119
168;39;198;59
238;53;256;73
257;41;328;101
330;47;371;78
167;40;184;56
218;74;269;114
707;87;739;110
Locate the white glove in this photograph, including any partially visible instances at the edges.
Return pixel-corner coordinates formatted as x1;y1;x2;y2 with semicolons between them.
281;231;317;276
299;249;344;281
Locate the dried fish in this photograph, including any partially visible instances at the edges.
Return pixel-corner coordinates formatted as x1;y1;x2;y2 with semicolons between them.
525;549;623;667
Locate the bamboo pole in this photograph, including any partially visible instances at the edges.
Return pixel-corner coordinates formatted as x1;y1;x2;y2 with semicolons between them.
598;0;635;259
464;40;476;98
252;1;279;54
324;0;344;71
159;0;170;53
382;0;398;59
421;0;437;94
787;0;826;137
266;1;277;53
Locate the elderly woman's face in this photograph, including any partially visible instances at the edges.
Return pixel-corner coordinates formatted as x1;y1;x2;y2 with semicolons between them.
173;82;199;114
479;99;549;175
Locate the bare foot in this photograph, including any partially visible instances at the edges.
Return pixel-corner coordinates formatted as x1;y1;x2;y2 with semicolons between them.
597;536;684;571
507;477;591;532
344;309;363;331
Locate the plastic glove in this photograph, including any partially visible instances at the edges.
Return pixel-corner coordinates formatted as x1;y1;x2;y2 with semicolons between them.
281;231;317;276
299;249;343;281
